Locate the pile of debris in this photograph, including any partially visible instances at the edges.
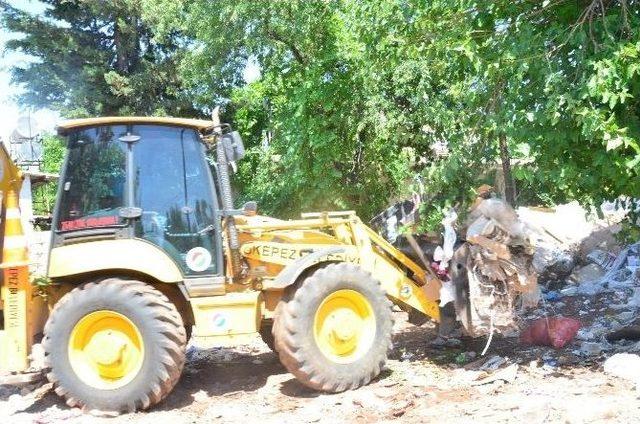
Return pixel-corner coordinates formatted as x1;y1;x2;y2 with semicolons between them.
369;186;546;339
545;241;640;349
504;201;640;372
450;197;539;337
372;185;640;353
517;200;622;287
571;243;640;296
442;194;640;352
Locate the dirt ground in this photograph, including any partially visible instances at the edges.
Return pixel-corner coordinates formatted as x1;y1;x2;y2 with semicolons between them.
2;306;640;424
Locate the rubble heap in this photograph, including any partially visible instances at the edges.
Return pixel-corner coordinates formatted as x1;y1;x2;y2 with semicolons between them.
452;198;539;337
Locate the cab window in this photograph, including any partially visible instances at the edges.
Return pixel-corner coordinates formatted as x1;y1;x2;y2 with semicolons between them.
56;125;127;231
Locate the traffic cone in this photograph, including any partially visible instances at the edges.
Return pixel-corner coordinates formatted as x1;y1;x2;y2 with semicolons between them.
1;188;32;372
2;189;29;265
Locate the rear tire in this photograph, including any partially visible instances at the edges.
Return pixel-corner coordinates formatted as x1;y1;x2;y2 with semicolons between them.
274;263;393;392
43;278;187;413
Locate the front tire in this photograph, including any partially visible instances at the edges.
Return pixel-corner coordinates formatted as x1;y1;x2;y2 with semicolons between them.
274;263;393;392
43;278;187;413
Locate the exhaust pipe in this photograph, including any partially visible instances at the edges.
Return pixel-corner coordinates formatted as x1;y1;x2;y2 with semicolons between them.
216;133;242;277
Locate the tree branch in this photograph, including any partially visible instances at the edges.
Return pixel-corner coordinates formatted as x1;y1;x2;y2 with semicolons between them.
266;28;306;66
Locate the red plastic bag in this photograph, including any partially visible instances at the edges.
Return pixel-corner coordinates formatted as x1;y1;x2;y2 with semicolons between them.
520;317;581;349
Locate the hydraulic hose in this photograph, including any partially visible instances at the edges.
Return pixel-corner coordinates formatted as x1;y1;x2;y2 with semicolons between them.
216;136;242;277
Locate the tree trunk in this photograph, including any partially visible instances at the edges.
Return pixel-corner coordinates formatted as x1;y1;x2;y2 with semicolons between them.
114;19;127;73
498;133;516;206
113;15;140;74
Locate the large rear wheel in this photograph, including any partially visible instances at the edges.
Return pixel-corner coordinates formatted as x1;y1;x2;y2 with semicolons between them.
43;278;187;413
274;263;393;392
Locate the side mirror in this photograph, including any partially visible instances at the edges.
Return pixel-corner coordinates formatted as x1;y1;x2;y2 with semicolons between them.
221;131;245;162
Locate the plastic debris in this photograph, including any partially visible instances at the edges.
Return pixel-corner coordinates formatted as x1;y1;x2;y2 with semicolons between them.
369;191;422;243
574;245;639;294
577;279;606;296
479;355;507;371
586;249;617;269
433;208;458;272
569;263;605;285
544;290;561;301
616;311;635;323
560;286;578;297
579;341;605;356
532;246;575;282
438;279;456;307
520;317;581;349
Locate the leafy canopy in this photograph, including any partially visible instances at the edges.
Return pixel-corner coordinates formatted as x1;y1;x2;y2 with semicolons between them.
141;0;639;223
4;0;640;224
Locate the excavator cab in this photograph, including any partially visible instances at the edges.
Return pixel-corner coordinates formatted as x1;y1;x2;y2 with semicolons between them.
53;120;224;278
49;118;248;281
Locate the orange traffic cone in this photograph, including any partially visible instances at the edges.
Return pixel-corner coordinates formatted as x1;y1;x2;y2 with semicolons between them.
2;189;29;265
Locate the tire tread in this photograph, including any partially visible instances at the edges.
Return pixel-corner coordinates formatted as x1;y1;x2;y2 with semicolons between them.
43;278;186;413
274;263;393;392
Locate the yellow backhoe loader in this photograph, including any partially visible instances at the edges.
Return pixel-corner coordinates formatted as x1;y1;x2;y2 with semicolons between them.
0;114;484;413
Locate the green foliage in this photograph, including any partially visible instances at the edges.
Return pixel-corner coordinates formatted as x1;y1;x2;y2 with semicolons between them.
141;0;639;222
144;0;424;219
616;218;640;245
32;134;64;216
41;133;64;173
0;0;199;117
6;1;640;223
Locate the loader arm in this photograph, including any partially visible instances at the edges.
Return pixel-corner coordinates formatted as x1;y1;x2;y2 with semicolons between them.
297;211;443;318
354;220;442;321
237;211;443;321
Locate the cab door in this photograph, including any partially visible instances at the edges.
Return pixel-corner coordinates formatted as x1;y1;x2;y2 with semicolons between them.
132;125;222;277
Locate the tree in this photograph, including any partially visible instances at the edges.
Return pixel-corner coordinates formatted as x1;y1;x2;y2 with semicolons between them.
0;0;199;117
141;0;640;223
144;0;417;219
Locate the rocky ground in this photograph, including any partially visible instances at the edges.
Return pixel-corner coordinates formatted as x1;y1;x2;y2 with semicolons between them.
2;305;640;424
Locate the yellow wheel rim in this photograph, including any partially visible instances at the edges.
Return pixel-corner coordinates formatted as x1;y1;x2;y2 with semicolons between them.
313;289;376;364
68;310;144;389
